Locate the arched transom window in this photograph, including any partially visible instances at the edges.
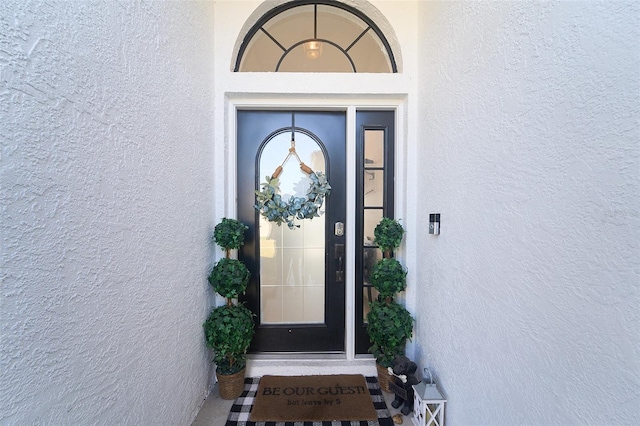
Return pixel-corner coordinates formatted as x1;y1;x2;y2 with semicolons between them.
235;0;397;73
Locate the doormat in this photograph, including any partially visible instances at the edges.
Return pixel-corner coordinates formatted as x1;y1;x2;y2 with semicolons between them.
225;376;394;426
251;375;376;422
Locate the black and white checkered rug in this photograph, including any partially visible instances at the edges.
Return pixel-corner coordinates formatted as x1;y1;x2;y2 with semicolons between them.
225;376;394;426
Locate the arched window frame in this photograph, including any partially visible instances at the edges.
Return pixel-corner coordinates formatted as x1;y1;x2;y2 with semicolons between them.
233;0;398;73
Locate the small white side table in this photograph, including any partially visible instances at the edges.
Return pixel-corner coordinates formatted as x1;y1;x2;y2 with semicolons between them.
412;382;446;426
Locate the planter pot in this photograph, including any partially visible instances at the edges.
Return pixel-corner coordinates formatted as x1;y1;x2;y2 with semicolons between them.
217;368;246;400
376;363;392;393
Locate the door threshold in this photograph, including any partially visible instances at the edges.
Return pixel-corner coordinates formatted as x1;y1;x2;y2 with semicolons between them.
246;355;377;377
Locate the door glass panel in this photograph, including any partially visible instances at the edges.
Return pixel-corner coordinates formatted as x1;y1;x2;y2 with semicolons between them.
363;209;383;245
263;5;314;46
259;131;326;324
364;130;384;167
346;31;393;73
364;170;384;207
362;127;385;321
240;31;283;73
316;5;367;48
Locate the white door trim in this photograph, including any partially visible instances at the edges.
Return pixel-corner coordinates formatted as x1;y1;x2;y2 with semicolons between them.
223;95;407;374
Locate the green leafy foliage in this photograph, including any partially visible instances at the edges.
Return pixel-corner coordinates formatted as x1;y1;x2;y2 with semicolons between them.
369;258;407;299
374;217;405;253
254;172;331;229
208;258;250;300
367;299;414;368
367;217;413;370
213;218;248;251
203;304;255;375
203;218;254;376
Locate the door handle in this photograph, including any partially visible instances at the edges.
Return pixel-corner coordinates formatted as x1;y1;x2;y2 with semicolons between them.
334;244;344;283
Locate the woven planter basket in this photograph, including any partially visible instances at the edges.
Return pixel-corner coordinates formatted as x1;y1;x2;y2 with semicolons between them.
217;368;246;400
376;363;392;393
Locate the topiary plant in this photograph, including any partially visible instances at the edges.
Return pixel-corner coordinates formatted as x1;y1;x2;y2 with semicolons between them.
203;303;255;375
369;258;407;299
367;299;414;368
374;217;405;254
208;258;250;303
214;218;249;256
204;218;254;397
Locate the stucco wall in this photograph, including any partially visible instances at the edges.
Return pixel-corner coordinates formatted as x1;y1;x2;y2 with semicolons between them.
1;1;215;424
415;1;639;424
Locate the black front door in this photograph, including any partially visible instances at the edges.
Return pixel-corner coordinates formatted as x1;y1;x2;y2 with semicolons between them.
237;110;346;352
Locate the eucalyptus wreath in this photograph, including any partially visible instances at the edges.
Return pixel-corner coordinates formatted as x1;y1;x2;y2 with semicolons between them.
254;171;331;229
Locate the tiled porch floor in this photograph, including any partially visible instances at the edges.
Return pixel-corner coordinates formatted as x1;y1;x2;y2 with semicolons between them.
191;381;412;426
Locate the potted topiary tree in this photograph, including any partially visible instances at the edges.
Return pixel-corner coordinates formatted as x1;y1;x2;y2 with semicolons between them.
203;218;254;399
367;298;413;389
367;217;413;392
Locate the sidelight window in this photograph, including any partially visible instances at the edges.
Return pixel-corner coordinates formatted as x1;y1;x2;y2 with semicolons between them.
355;110;395;355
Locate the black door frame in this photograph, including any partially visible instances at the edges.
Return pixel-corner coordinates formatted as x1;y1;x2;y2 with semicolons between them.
354;110;396;355
237;110;347;353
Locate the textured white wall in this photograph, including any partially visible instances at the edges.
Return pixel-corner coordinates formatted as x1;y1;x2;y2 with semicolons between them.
1;1;215;424
415;1;639;425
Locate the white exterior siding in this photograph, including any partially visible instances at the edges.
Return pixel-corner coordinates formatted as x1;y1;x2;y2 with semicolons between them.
415;1;639;424
1;1;215;424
